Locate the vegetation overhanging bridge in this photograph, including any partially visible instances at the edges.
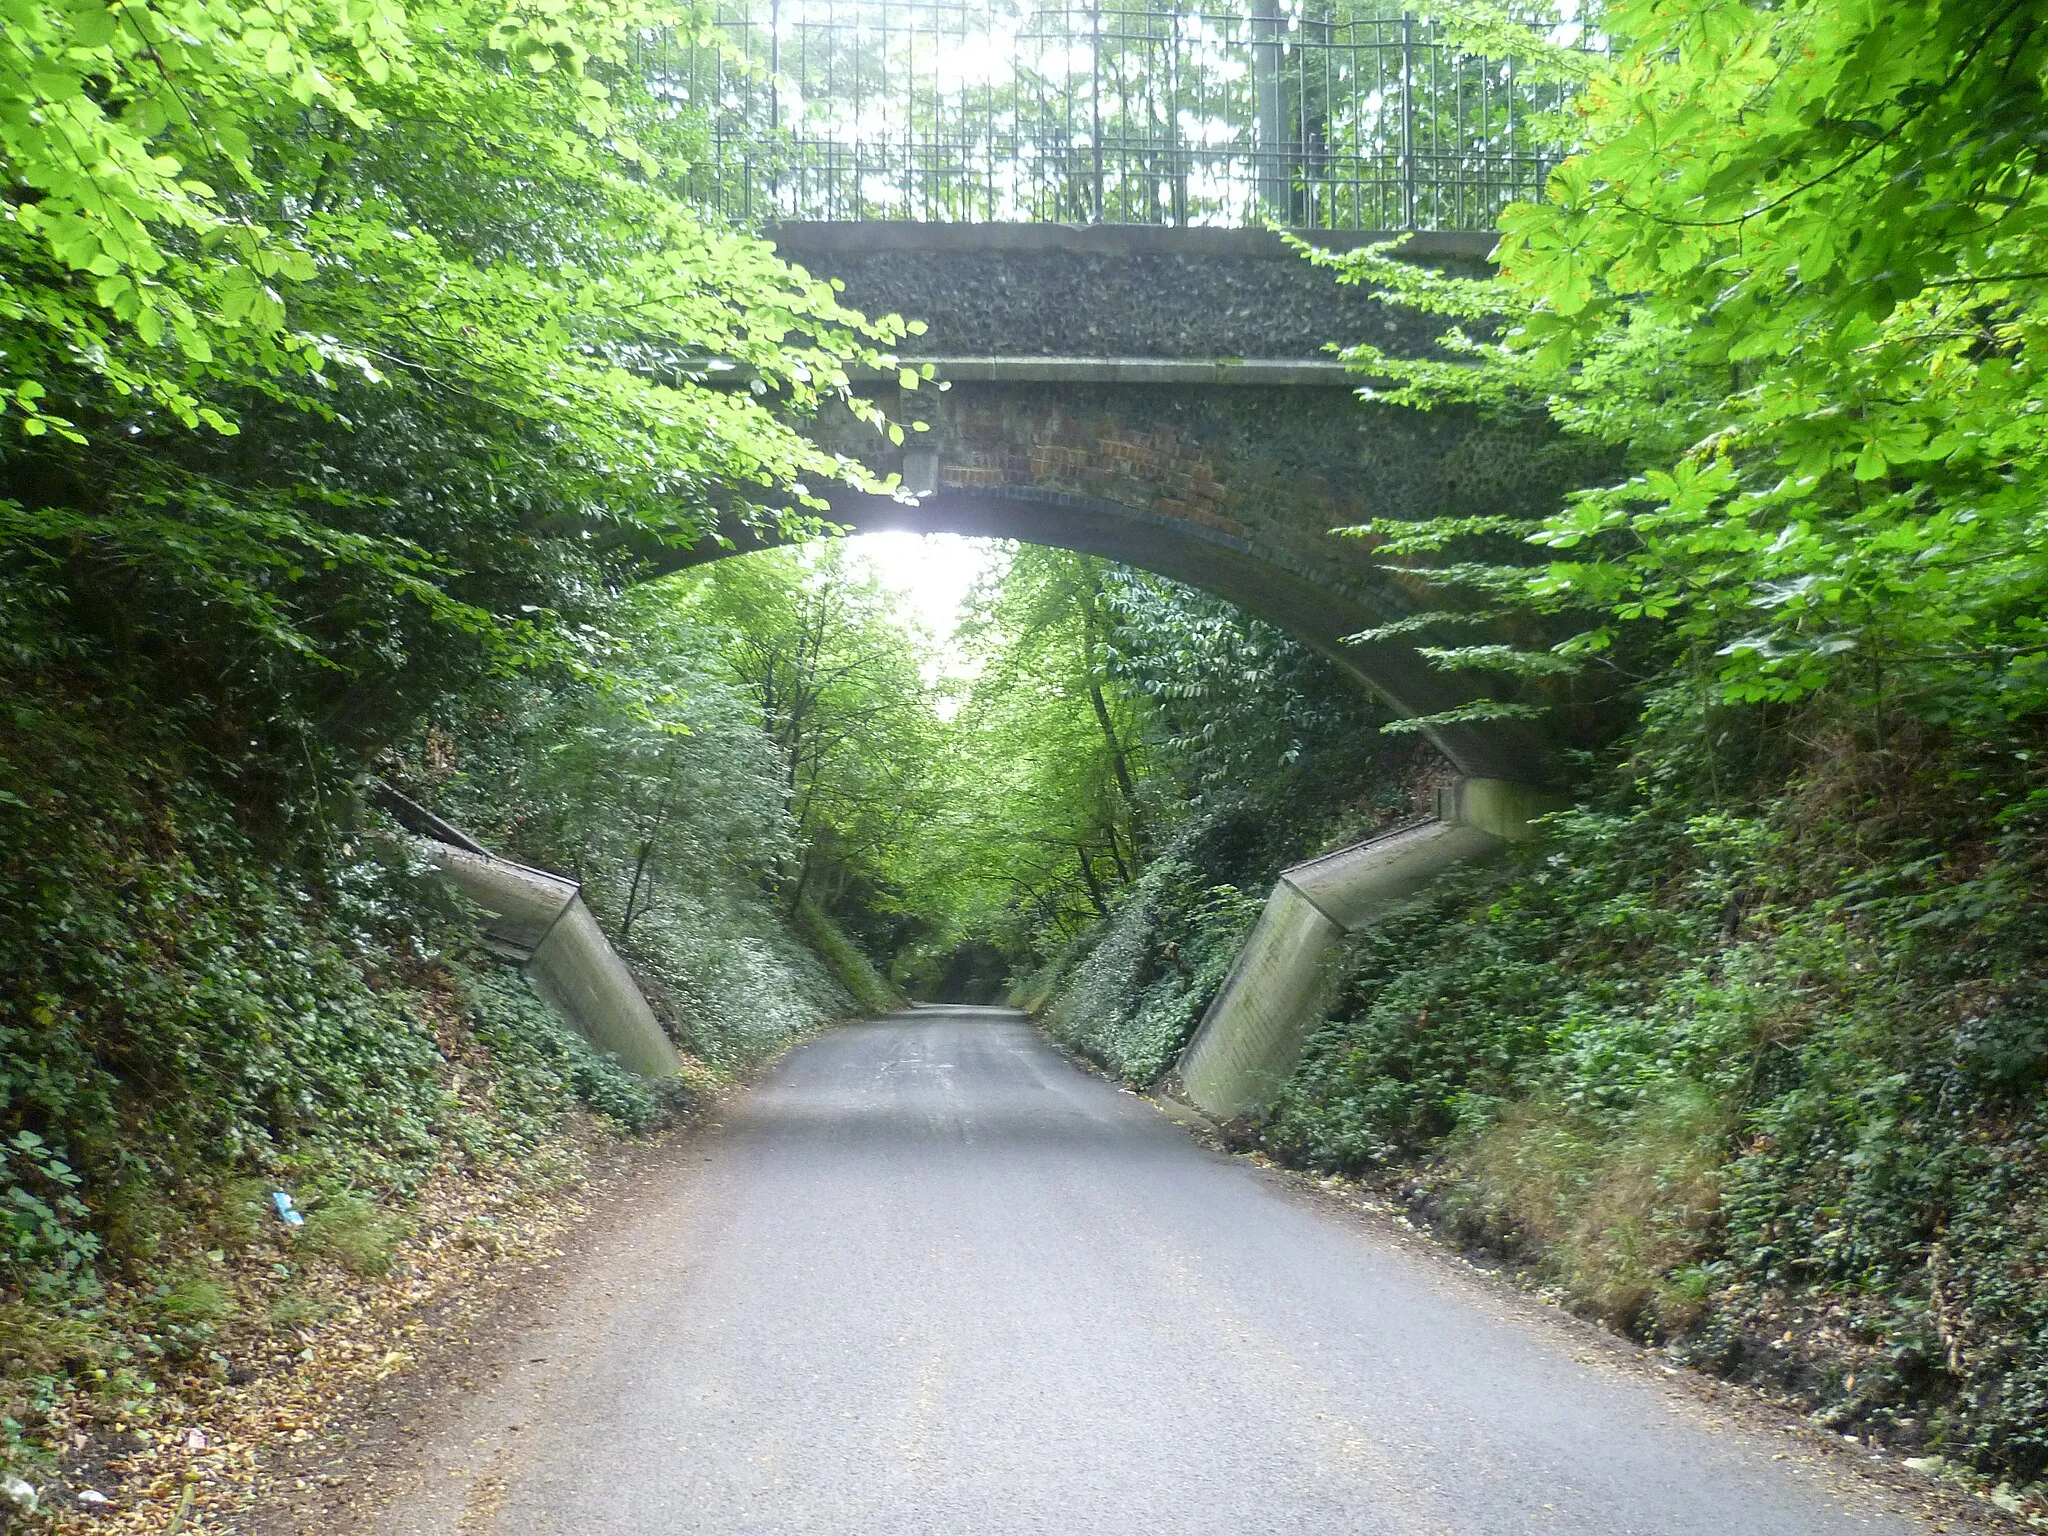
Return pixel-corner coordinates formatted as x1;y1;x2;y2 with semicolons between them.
477;1;1609;1114
669;222;1591;785
652;221;1590;1117
643;3;1598;788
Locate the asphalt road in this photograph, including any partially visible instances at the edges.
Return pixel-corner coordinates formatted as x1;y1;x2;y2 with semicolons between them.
378;1007;1940;1536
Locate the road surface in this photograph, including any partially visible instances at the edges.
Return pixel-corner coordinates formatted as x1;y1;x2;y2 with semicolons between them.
378;1007;1940;1535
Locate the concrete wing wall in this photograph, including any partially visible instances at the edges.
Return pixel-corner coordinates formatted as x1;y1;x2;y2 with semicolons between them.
421;842;683;1080
1175;778;1560;1121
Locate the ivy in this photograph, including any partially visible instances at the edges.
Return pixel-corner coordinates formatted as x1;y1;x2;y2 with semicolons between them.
0;1133;100;1303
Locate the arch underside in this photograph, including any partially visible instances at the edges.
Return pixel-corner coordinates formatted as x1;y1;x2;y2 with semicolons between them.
652;485;1557;785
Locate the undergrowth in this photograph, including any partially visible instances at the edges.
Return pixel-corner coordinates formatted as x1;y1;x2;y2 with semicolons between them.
1249;700;2048;1486
0;675;853;1488
1041;684;2048;1491
1039;855;1262;1083
792;898;906;1017
1030;758;1433;1083
1031;811;1277;1081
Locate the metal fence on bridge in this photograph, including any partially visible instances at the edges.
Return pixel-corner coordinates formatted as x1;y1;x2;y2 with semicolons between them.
642;1;1588;230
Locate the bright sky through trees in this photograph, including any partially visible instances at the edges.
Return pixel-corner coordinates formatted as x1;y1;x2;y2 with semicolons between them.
845;532;1009;693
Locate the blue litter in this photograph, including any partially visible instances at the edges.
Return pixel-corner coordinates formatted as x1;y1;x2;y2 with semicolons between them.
271;1190;305;1226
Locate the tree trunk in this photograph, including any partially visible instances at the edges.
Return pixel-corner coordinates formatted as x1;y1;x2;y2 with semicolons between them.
1076;846;1110;916
786;842;817;918
1101;824;1132;885
620;837;656;939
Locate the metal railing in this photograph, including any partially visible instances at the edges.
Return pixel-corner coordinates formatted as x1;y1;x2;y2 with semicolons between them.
642;0;1580;229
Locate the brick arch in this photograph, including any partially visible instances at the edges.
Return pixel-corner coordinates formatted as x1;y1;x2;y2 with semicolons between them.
715;375;1570;784
807;484;1550;786
662;223;1630;786
655;468;1556;785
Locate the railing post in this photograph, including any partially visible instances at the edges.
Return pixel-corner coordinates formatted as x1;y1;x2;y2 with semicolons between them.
1252;0;1286;219
768;0;780;130
768;0;782;213
1168;7;1188;225
1090;0;1106;221
1401;12;1417;229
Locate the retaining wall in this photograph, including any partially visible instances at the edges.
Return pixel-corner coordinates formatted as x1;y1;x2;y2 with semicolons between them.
1176;777;1559;1120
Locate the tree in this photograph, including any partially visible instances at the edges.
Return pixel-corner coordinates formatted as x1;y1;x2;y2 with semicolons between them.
1311;0;2048;745
1;0;915;823
942;549;1150;932
903;544;1392;988
434;588;796;940
1102;567;1386;808
678;546;945;935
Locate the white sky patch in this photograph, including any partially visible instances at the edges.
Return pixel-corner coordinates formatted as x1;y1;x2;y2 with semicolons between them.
844;531;1009;711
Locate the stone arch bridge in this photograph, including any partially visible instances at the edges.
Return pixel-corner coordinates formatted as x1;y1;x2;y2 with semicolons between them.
620;221;1609;1118
662;222;1598;788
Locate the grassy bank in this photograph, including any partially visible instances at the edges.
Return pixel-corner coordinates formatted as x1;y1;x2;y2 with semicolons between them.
0;682;863;1508
1035;702;2048;1496
1021;736;1436;1083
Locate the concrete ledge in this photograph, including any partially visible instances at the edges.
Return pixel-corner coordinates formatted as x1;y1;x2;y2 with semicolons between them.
1176;878;1349;1119
1173;775;1558;1120
768;221;1499;263
689;356;1356;387
422;842;684;1079
915;357;1353;386
526;898;686;1079
426;844;578;953
1282;817;1503;930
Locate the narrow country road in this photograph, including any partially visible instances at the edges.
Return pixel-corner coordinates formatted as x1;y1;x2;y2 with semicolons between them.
377;1008;1938;1535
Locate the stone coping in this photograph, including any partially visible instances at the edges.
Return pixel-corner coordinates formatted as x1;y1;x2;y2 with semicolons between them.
692;356;1359;387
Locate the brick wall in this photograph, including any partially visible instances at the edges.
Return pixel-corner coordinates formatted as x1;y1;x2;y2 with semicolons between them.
940;399;1250;539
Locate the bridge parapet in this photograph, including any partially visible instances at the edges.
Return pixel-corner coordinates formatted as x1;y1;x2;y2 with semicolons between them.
770;222;1495;359
646;2;1583;231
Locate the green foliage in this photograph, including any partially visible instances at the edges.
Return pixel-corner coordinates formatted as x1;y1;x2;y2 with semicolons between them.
621;890;853;1070
907;547;1395;993
1266;17;2048;1481
1257;713;2048;1479
1;1133;100;1303
1044;852;1264;1084
918;548;1150;963
417;545;924;1050
1102;571;1385;808
300;1194;405;1277
794;900;904;1017
1453;1085;1731;1332
461;968;657;1137
0;0;914;857
682;546;946;943
0;688;455;1250
0;657;702;1332
150;1274;238;1325
1309;0;2048;731
423;594;797;942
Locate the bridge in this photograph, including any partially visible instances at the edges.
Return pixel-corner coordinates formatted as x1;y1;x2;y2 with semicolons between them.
672;220;1597;787
603;3;1603;1114
640;1;1599;783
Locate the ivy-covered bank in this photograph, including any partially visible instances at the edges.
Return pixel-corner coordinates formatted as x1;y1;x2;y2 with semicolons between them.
1265;727;2048;1490
1034;694;2048;1497
1020;732;1436;1084
0;680;868;1499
